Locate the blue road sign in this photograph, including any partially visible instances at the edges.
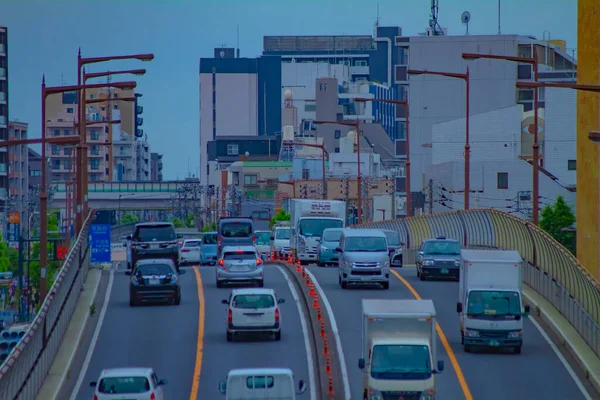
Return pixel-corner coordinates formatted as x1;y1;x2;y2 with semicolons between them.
89;224;111;263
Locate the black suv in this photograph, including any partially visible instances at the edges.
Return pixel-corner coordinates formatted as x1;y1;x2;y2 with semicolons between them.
128;222;180;272
416;236;462;281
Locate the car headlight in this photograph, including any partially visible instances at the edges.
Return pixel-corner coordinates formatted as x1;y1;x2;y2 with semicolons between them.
130;276;139;285
464;329;480;337
424;259;434;266
368;389;384;400
394;248;403;255
508;330;522;338
383;261;390;267
320;245;328;251
170;275;178;284
455;260;460;267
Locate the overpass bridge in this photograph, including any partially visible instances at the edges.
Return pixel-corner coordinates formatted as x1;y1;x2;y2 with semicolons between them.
0;208;598;399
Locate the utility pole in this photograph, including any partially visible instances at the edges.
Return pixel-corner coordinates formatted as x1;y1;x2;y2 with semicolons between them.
428;179;434;215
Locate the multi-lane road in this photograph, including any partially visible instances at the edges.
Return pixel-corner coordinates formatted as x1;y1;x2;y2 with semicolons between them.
69;261;592;400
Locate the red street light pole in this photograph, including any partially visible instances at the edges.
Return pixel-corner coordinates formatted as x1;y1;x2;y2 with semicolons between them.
354;97;412;217
407;68;471;210
291;142;329;199
313;119;363;224
462;52;539;224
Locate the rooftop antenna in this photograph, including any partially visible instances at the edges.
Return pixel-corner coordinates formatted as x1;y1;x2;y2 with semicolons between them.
497;0;501;34
429;0;444;36
461;11;471;35
236;25;240;58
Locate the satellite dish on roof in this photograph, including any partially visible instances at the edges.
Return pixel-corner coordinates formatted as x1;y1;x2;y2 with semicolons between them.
461;11;471;35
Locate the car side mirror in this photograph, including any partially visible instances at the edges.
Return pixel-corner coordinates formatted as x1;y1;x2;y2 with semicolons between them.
278;298;285;304
158;379;168;385
219;380;227;394
125;270;132;276
89;381;97;387
456;302;463;313
436;360;444;373
335;247;343;253
418;251;424;256
126;235;132;241
298;380;307;394
270;236;274;240
358;358;365;370
221;299;229;305
179;269;186;275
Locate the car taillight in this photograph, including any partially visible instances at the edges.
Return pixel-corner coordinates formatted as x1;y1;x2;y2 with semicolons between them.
256;258;262;266
218;259;224;267
252;235;256;242
93;395;98;400
150;392;156;400
275;307;280;322
228;309;232;323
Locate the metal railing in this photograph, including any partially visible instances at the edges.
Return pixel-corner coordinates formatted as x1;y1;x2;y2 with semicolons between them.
0;210;94;400
355;209;600;357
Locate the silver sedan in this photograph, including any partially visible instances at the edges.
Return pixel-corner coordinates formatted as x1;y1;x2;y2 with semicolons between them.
215;245;264;288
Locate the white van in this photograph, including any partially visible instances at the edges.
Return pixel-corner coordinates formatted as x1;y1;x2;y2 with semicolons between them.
219;368;306;400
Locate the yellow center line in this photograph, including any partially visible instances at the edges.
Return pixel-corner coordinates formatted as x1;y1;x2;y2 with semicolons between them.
189;267;205;400
390;269;473;400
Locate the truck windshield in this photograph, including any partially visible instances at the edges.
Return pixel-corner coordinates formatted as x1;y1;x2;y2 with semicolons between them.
422;241;461;255
467;290;521;318
275;228;291;240
323;230;342;242
383;231;400;246
371;345;432;380
221;222;252;238
298;219;343;237
345;237;387;252
255;232;271;245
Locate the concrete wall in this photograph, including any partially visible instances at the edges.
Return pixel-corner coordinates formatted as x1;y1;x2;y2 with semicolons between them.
544;87;577;186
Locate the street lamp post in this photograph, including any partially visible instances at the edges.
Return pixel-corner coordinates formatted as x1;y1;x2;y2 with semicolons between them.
354;97;412;217
462;52;539;224
313;119;364;224
291;142;329;199
406;67;471;210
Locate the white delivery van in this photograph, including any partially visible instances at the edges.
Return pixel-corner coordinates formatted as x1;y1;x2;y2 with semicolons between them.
219;368;307;400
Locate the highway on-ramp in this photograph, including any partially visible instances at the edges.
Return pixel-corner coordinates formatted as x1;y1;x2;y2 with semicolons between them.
71;263;312;400
308;265;591;400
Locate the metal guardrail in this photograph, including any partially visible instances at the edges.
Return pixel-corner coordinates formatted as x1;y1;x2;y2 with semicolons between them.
354;209;600;357
110;223;136;238
0;209;94;400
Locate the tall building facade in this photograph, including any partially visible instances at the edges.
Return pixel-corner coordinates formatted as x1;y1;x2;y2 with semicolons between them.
150;152;163;181
8;121;28;222
28;148;43;188
135;136;151;181
0;27;9;224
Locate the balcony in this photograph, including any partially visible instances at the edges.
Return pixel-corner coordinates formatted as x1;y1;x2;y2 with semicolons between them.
0;68;5;79
0;44;5;54
0;115;5;126
0;92;5;103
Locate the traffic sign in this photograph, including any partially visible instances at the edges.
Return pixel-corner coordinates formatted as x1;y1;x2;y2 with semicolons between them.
89;224;111;263
8;212;20;224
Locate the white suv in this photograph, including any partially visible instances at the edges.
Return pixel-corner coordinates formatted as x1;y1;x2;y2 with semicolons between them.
89;367;167;400
222;288;285;342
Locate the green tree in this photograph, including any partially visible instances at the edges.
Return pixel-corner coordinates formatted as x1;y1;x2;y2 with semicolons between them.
202;222;217;232
28;213;61;289
187;214;195;228
0;234;12;273
173;218;185;228
269;209;290;229
121;213;139;224
539;196;576;254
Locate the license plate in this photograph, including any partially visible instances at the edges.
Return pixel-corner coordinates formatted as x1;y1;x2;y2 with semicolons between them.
231;265;247;271
441;268;449;274
149;278;160;285
489;340;500;347
150;243;159;249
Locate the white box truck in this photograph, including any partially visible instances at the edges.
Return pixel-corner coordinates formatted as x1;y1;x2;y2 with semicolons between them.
289;199;346;263
457;249;531;354
359;299;444;400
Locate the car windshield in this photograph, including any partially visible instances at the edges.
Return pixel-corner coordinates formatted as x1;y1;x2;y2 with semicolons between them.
232;294;275;309
137;264;173;276
323;230;342;242
202;233;217;244
371;345;432;380
224;251;256;260
134;225;175;242
384;231;400;246
467;290;522;318
184;241;201;248
298;219;343;238
255;232;271;245
422;241;461;255
221;222;253;238
344;237;387;252
275;228;291;240
98;377;150;394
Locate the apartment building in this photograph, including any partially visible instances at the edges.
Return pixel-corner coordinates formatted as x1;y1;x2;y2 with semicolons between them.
8;121;28;220
135;136;151;181
28;148;43;187
0;27;9;223
150;152;163;181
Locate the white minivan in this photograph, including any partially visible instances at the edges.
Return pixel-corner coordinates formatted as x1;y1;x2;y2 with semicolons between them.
219;368;307;400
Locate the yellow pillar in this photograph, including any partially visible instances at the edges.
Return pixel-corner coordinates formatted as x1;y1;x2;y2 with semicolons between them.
576;0;600;278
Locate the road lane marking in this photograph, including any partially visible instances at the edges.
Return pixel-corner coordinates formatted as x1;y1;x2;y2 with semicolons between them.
69;267;115;400
189;267;205;400
528;316;593;399
390;269;473;400
276;265;317;400
304;268;352;399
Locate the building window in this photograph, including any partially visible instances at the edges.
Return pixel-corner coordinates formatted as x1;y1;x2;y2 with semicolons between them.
90;130;99;141
53;129;60;137
227;144;239;156
304;103;316;112
52;160;60;169
517;64;532;80
568;160;576;170
66;108;74;113
90;159;100;170
497;172;508;189
518;89;534;102
302;169;309;180
335;147;340;153
51;145;60;156
64;147;72;156
90;145;99;155
355;60;368;67
334;130;341;139
244;174;257;186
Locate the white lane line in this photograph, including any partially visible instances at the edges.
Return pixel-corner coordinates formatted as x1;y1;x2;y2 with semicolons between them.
529;316;593;400
69;267;115;400
304;268;351;400
276;265;317;400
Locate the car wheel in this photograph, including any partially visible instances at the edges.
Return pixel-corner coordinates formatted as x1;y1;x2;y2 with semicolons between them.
274;330;281;341
317;261;324;267
174;294;181;305
416;268;420;277
464;344;473;353
419;271;426;281
341;280;348;289
381;281;390;290
226;331;233;342
338;276;342;286
129;297;136;307
513;346;522;355
216;280;224;288
399;256;403;267
257;279;264;288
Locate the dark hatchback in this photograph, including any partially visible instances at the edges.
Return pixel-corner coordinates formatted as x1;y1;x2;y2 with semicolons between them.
127;259;184;306
128;222;179;272
416;237;462;281
381;229;403;267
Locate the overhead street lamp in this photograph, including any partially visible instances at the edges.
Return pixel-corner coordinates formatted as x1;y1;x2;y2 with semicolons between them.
291;142;329;200
312;119;364;224
354;97;413;217
407;68;472;211
462;52;540;224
